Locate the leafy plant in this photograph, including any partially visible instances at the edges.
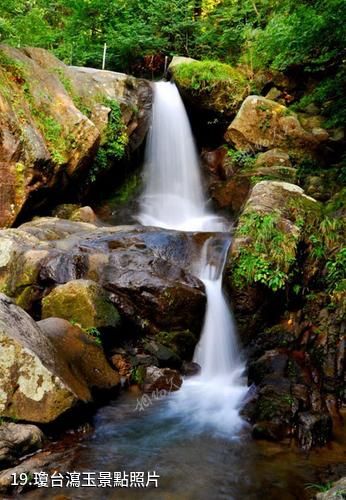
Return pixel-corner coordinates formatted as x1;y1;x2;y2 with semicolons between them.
232;212;297;291
89;98;128;183
325;248;346;293
85;326;102;346
227;148;256;169
305;481;334;492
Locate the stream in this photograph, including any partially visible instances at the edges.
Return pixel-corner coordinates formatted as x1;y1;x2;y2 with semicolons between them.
24;392;346;500
22;81;346;499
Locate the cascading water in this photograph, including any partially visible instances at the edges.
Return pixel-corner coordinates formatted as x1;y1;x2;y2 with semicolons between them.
138;81;247;436
138;81;225;232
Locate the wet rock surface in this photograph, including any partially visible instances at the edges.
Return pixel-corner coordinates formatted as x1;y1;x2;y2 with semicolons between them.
143;366;183;393
0;218;207;336
0;423;44;468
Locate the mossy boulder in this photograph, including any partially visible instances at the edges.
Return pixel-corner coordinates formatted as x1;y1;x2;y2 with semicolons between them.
42;279;120;330
227;181;321;342
228;180;320;293
171;60;249;117
225;95;328;158
0;45;152;228
156;330;198;361
0;294;119;423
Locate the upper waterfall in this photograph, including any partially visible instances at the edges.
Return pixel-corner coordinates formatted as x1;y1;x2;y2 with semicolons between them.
137;81;225;232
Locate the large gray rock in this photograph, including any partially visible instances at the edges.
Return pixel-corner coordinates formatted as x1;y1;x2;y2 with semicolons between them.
0;218;207;336
0;295;119;423
0;422;44;467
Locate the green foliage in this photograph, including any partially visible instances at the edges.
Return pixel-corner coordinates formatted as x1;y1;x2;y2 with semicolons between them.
0;49;27;81
306;213;345;294
305;482;334;493
227;149;256;169
53;67;73;94
173;60;246;91
52;66;92;116
131;365;146;385
296;67;346;128
173;60;249;113
232;212;297;291
89;98;128;183
112;171;142;205
70;320;103;346
31;109;66;165
85;326;102;346
325;248;346;293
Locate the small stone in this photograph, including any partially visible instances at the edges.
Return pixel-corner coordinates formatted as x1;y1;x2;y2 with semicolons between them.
143;366;182;393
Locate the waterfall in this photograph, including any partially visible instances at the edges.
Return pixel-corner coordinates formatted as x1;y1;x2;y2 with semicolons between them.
138;81;247;436
193;236;243;379
138;81;225;232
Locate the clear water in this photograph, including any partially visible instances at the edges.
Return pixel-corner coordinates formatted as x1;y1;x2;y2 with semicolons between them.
24;394;346;500
23;82;345;500
137;80;247;437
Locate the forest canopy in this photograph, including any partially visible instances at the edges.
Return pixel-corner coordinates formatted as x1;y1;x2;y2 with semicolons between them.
1;0;345;125
1;0;345;73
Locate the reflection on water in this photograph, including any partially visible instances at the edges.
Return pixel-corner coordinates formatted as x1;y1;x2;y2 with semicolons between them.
24;392;346;500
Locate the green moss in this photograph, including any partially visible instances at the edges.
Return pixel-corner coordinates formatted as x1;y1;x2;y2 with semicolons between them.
173;60;248;114
231;211;298;291
156;330;197;360
89;98;128;183
18;77;69;165
174;60;246;91
0;50;27;82
52;67;92;117
111;171;142;205
42;281;120;330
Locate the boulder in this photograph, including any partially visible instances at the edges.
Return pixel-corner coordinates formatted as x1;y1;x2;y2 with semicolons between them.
143;366;182;393
143;340;182;369
171;60;249;117
227;181;320;341
70;206;98;224
0;295;119;423
225;95;327;157
0;45;99;228
210;176;251;215
66;64;152;153
0;423;44;467
168;56;197;72
41;279;120;330
297;412;332;450
254;149;292;169
0;218;207;336
0;45;152;228
0;448;76;494
316;477;346;500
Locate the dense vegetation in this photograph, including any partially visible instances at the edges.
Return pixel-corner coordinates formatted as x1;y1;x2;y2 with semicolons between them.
1;0;345;125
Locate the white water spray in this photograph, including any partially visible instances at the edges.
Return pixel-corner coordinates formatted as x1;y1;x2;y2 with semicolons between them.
138;81;225;232
138;81;247;436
